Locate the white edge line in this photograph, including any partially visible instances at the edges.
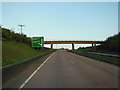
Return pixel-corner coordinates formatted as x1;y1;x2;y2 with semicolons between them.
19;52;55;89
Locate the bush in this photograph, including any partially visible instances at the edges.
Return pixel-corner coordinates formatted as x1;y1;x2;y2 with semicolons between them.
2;28;31;46
99;32;120;53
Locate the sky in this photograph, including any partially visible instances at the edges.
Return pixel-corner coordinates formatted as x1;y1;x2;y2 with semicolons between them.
2;2;118;49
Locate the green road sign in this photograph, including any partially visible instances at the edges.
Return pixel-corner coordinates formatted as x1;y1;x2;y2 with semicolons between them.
32;37;44;47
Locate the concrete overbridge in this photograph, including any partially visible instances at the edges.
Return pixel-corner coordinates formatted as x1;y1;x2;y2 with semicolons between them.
44;41;104;50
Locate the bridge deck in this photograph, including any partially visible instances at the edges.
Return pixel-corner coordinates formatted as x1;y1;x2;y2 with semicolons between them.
44;41;104;44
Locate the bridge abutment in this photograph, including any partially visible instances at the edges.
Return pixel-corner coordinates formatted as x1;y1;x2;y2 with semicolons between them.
94;44;96;51
92;43;96;51
92;43;94;47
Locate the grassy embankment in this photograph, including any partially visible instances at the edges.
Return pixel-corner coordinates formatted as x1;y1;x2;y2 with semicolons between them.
0;40;2;67
2;41;51;66
70;47;120;65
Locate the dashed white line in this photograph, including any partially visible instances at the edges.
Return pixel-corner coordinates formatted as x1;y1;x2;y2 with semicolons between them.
70;60;74;64
19;52;55;89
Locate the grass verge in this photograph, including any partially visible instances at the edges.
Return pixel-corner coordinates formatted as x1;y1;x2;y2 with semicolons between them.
70;50;120;65
2;41;51;66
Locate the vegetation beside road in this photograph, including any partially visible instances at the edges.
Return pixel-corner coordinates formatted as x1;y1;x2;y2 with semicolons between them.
2;27;31;45
2;41;51;66
97;32;119;54
70;50;119;65
2;27;52;66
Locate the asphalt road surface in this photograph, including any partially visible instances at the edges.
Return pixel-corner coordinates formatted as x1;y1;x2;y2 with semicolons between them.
20;50;118;88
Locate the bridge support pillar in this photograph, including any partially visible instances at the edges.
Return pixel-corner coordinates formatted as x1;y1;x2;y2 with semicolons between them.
51;43;53;50
72;43;74;50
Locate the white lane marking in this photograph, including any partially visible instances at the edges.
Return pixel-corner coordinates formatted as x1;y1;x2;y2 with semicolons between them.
70;60;74;64
19;52;55;89
69;52;118;70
